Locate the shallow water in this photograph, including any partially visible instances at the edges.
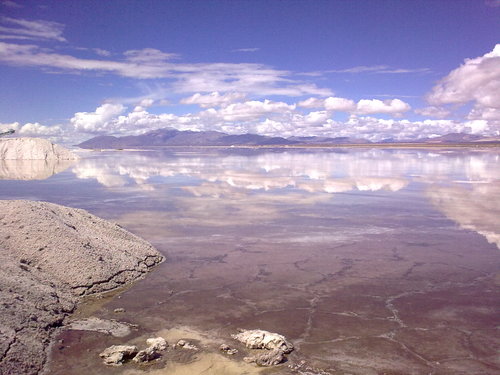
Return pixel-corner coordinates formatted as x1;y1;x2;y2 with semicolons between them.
1;147;499;374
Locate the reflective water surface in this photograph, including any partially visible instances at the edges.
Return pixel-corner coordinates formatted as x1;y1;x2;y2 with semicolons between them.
1;148;499;374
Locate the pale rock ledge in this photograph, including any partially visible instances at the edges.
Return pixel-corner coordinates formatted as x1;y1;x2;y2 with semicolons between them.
0;137;78;160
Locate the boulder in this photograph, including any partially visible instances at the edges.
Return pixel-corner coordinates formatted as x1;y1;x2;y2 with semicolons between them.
133;346;160;363
99;345;138;366
232;329;294;353
146;337;168;351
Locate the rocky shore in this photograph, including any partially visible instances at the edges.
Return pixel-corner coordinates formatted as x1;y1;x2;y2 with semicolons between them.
0;200;164;375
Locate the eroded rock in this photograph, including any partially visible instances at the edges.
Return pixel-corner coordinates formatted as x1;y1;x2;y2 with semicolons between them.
244;348;286;366
133;346;160;363
99;345;138;366
232;329;294;353
146;336;168;351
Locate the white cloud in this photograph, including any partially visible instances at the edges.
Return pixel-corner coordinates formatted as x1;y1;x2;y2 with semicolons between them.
356;98;411;115
70;103;126;133
233;48;260;52
414;106;451;119
427;44;500;129
200;99;296;122
66;98;496;141
93;48;111;57
1;121;65;141
427;45;500;107
324;97;356;112
139;98;155;107
301;65;430;76
123;48;178;63
180;92;247;108
0;17;65;42
298;96;356;112
298;96;411;116
0;41;332;96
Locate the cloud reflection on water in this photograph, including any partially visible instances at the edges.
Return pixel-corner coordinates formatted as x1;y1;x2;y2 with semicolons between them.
71;149;500;249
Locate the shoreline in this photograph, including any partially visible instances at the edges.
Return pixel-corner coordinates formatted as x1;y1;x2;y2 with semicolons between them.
0;200;164;375
78;142;500;152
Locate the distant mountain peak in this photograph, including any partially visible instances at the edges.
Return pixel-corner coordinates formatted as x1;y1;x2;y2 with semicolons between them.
77;129;499;149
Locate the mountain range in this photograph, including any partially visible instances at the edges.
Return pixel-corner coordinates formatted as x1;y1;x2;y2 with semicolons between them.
77;128;500;149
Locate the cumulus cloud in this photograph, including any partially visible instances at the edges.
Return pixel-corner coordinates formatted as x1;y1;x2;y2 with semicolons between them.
70;103;126;133
67;98;493;141
0;17;65;41
200;99;296;122
1;121;64;141
427;44;500;128
180;92;247;108
356;98;411;116
298;97;356;112
298;96;410;116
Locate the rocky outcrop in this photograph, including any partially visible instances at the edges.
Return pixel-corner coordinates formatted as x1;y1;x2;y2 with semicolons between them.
232;329;294;353
100;337;168;365
133;337;168;363
232;329;294;367
0;137;78;160
0;200;164;375
99;345;138;366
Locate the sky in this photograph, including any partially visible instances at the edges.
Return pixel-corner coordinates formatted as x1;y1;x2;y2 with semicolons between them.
0;0;499;143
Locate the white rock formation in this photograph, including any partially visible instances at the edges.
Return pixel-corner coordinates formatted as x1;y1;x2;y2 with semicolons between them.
232;329;294;353
99;345;138;366
0;137;78;160
146;337;168;351
132;337;168;363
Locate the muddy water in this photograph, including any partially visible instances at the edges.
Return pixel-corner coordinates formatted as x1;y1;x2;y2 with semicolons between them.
1;148;499;374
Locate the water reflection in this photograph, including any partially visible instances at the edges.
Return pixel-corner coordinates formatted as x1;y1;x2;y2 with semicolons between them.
0;159;76;180
429;183;500;249
6;147;497;374
71;149;500;191
70;148;500;250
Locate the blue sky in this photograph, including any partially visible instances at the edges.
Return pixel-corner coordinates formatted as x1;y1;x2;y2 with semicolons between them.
0;0;499;142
